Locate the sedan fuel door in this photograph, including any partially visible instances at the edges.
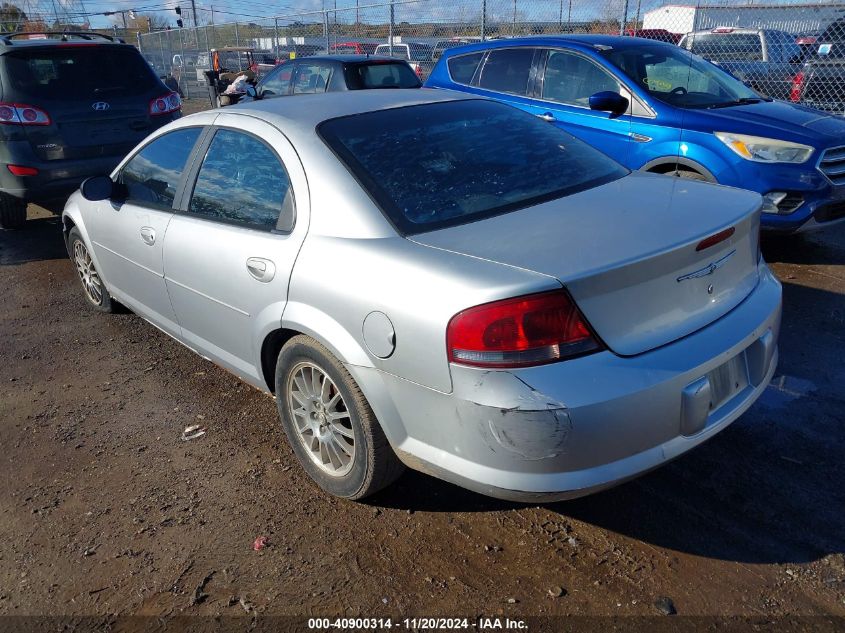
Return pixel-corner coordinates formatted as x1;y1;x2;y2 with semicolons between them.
162;115;309;387
82;126;206;337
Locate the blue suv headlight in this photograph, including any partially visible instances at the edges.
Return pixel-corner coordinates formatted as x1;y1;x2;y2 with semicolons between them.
715;132;814;164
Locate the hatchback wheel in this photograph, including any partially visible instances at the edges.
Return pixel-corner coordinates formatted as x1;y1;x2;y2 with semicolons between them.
68;227;117;313
276;335;404;499
0;194;27;230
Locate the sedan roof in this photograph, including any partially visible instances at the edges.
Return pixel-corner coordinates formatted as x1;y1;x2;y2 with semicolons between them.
226;87;465;138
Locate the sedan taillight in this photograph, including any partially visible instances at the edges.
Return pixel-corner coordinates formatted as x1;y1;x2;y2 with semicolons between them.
149;92;182;116
0;102;51;126
447;290;601;368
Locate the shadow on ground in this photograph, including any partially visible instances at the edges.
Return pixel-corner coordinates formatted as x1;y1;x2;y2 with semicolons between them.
0;215;66;266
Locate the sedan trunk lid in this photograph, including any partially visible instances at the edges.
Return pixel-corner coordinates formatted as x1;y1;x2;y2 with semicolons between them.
411;172;762;357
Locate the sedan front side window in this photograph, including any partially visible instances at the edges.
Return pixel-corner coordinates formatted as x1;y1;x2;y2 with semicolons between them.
119;127;203;209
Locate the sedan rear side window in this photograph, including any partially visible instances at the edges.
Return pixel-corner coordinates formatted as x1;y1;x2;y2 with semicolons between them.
188;129;294;231
319;100;627;235
120;127;203;209
477;48;534;95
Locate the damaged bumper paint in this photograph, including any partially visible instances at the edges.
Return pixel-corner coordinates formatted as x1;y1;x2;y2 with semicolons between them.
349;264;782;502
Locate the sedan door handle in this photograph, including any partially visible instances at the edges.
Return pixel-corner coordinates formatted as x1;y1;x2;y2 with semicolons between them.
537;112;556;122
140;226;156;245
246;257;275;282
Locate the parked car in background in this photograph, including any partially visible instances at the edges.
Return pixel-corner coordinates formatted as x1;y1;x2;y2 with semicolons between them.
795;32;821;62
790;17;845;114
679;27;803;100
374;42;434;79
329;41;378;55
432;37;482;63
63;90;780;502
238;55;421;104
0;31;180;229
789;45;845;114
172;53;196;72
625;29;681;44
275;43;322;61
195;47;274;85
426;35;845;232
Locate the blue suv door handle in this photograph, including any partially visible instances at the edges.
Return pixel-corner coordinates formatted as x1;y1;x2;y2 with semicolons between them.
537;112;556;122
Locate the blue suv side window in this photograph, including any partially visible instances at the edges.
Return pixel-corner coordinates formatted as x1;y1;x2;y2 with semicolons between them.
447;52;484;85
542;50;620;107
478;48;534;95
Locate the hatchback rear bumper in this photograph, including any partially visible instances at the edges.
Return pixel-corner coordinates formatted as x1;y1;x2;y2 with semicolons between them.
0;154;124;203
352;262;782;502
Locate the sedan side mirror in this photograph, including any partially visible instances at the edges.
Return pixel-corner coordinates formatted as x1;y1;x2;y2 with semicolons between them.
245;84;260;99
589;91;630;117
81;175;117;202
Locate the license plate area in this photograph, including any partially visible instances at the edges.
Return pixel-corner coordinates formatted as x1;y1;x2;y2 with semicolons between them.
707;352;749;412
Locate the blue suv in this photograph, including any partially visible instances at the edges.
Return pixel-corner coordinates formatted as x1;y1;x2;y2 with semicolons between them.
426;35;845;233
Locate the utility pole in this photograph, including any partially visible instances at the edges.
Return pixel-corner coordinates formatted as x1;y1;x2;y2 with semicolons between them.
480;0;485;40
620;0;629;35
389;0;394;55
190;0;198;29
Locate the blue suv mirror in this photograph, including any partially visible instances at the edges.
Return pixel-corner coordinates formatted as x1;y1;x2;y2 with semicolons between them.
589;91;629;117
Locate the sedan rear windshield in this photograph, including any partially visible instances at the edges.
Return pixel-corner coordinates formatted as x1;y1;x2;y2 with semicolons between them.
318;100;627;235
4;46;159;100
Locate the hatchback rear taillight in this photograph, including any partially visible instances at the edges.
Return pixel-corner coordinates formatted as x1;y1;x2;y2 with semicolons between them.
7;165;38;176
0;102;51;126
789;72;805;102
149;92;181;116
447;290;601;368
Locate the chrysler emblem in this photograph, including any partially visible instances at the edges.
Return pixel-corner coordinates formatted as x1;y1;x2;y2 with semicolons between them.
677;250;735;283
92;102;110;111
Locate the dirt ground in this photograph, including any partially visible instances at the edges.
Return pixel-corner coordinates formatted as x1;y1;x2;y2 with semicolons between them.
0;104;844;627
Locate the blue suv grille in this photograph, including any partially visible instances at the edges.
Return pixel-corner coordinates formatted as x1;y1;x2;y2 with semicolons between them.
819;146;845;186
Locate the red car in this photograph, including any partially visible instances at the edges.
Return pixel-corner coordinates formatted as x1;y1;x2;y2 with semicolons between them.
329;42;378;55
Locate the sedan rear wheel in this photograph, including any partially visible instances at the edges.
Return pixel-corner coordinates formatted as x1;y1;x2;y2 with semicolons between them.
276;335;404;499
288;361;356;477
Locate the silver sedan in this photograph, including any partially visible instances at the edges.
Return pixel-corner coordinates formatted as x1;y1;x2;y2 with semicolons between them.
62;90;781;501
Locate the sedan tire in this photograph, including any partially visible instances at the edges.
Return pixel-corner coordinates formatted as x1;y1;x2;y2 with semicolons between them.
275;335;404;499
68;227;118;313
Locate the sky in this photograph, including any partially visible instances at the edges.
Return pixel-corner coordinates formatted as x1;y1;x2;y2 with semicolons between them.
66;0;666;30
58;0;838;32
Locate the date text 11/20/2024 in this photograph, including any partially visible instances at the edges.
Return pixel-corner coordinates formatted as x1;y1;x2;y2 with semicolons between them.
307;617;529;630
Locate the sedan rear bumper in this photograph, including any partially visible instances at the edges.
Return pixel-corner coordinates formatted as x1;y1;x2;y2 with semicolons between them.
352;262;782;502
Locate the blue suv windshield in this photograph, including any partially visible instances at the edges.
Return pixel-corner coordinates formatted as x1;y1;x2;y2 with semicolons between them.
600;44;762;109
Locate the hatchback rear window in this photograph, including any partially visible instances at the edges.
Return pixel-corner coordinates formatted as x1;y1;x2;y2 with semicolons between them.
348;62;421;89
5;46;159;100
318;100;627;235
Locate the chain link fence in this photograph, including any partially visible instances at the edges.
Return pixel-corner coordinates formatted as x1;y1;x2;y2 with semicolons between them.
137;0;845;111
